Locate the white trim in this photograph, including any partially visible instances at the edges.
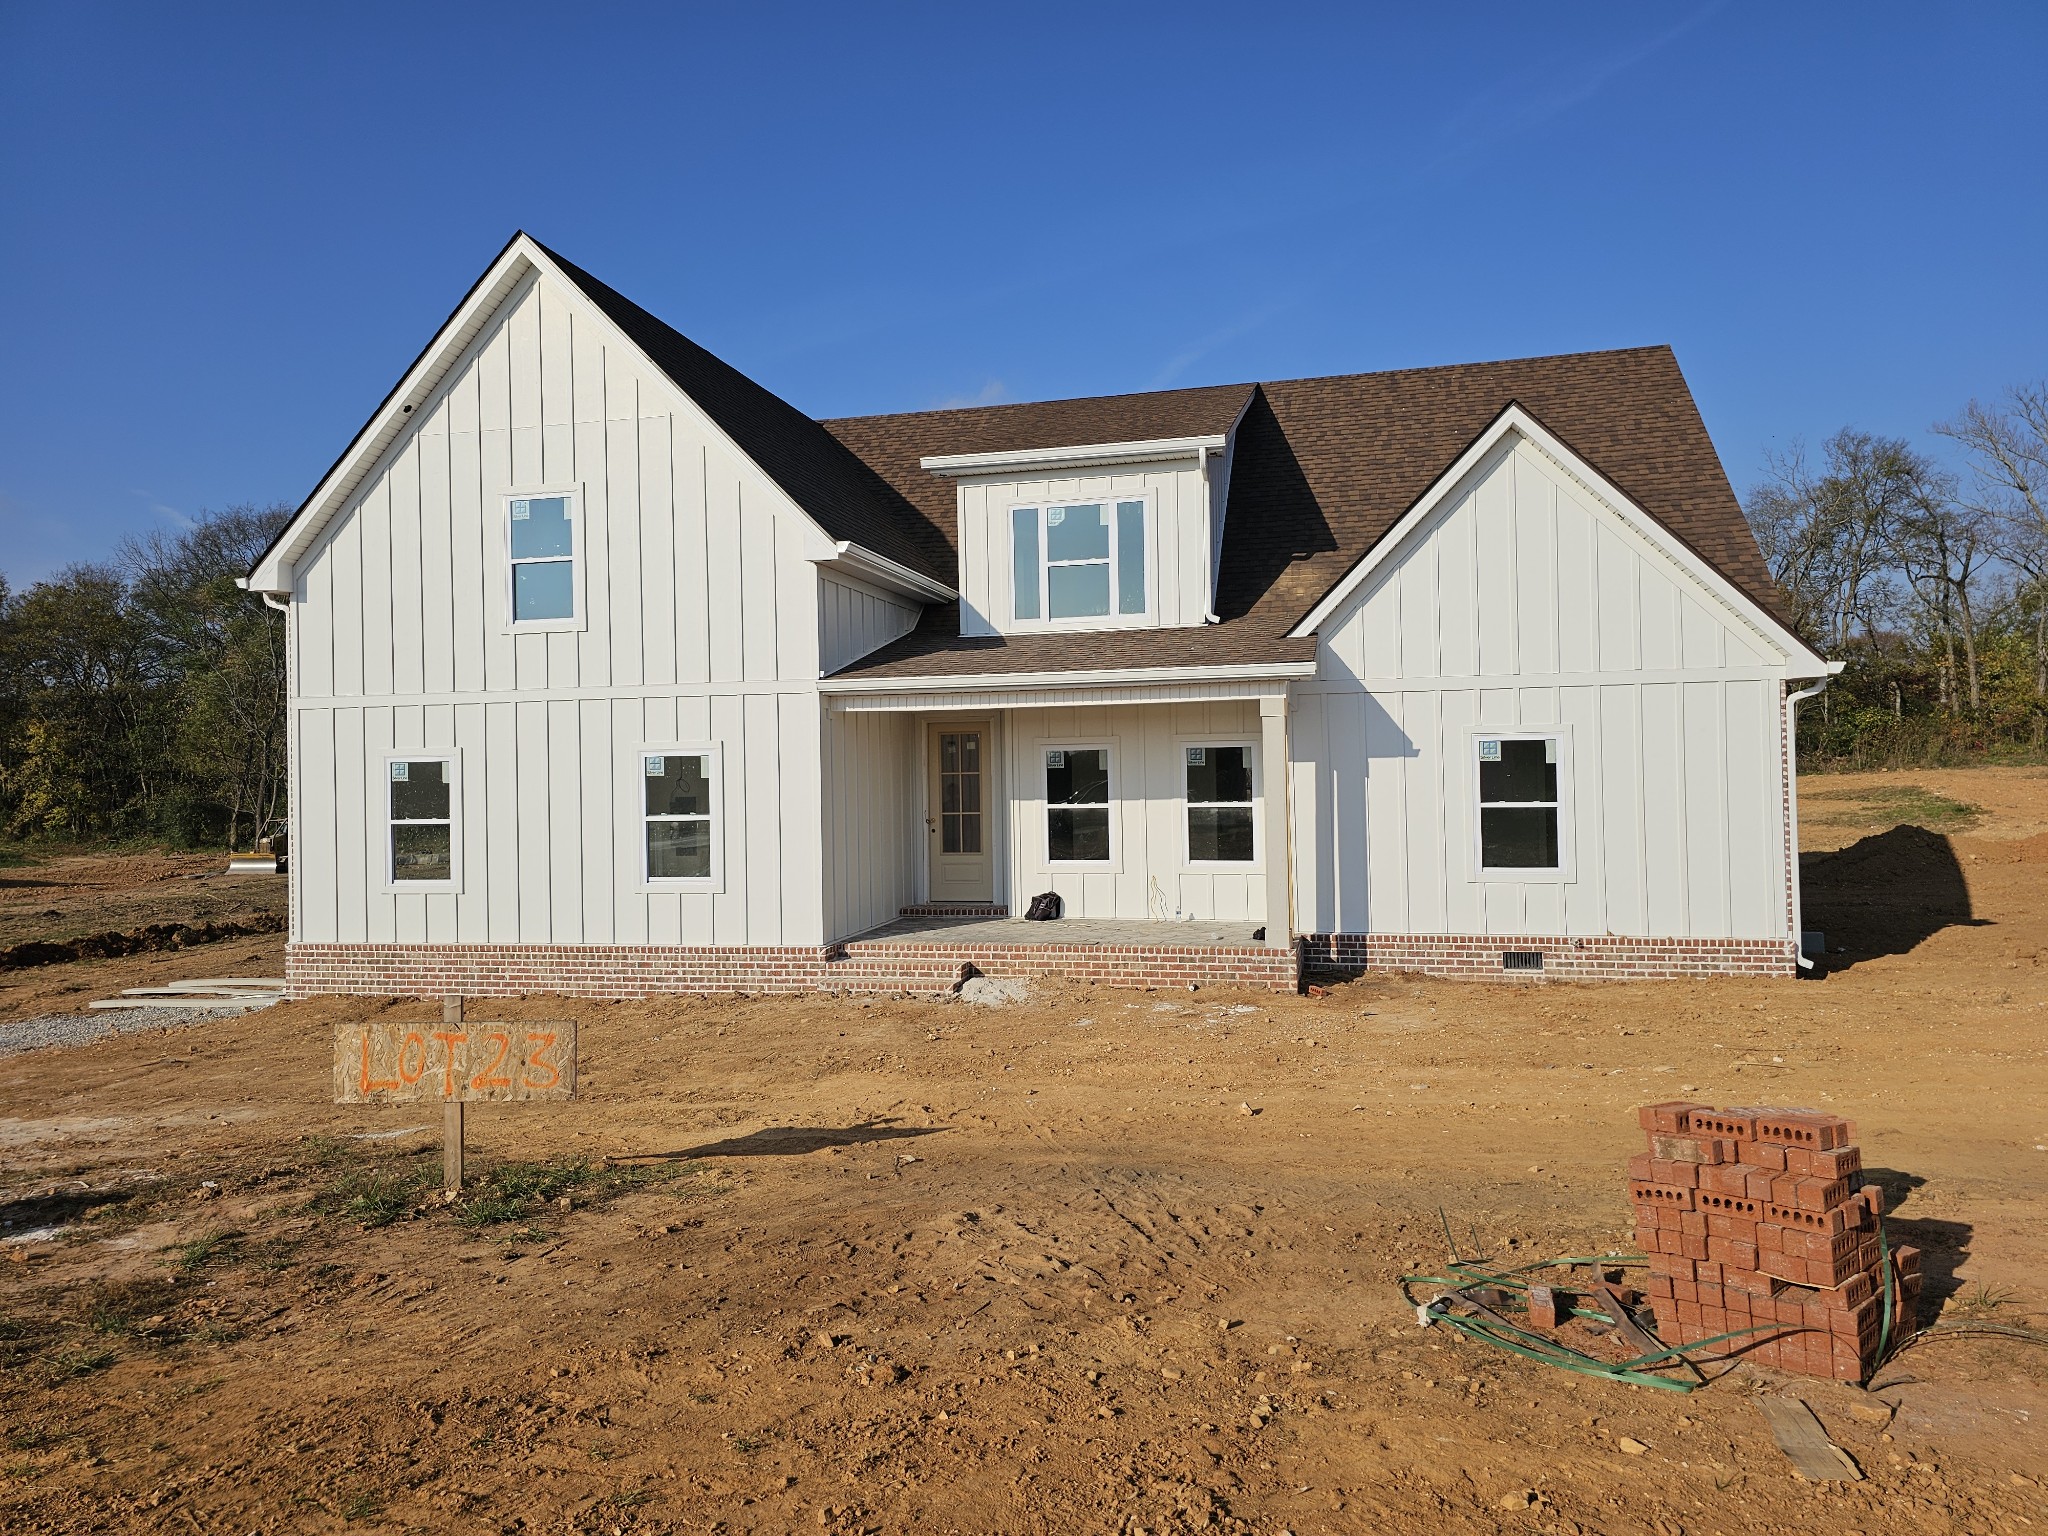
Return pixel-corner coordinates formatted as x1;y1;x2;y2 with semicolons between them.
501;484;587;634
1037;739;1119;872
830;678;1296;714
921;435;1228;477
1177;736;1261;871
1285;404;1831;678
634;742;725;893
249;234;877;597
1465;727;1574;883
820;659;1316;695
813;540;957;604
380;749;462;893
1006;493;1154;631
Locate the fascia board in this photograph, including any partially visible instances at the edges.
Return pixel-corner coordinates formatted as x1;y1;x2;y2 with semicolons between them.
819;658;1317;694
250;233;855;596
919;435;1229;477
816;541;956;603
247;236;542;593
1286;404;1832;678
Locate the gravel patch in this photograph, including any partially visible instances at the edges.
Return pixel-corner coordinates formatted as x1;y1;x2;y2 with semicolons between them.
0;1001;277;1058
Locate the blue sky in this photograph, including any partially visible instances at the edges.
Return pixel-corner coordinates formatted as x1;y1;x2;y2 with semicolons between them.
2;2;2042;584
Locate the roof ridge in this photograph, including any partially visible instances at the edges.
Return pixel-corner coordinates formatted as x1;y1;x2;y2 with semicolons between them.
817;346;1675;430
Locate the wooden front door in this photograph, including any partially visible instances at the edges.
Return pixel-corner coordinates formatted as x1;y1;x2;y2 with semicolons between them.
927;724;993;904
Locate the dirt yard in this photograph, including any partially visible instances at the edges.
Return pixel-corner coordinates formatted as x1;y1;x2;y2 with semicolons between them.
1;771;2044;1534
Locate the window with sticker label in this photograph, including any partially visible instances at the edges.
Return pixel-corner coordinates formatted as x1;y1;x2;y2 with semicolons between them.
1011;500;1146;622
508;493;576;623
388;757;455;884
1476;736;1561;870
1185;744;1255;863
1045;747;1111;861
643;751;717;882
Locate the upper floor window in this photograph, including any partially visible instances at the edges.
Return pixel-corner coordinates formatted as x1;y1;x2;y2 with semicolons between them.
1012;499;1147;622
508;492;577;624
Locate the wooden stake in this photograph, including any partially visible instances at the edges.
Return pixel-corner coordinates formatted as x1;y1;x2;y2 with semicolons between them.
442;996;465;1193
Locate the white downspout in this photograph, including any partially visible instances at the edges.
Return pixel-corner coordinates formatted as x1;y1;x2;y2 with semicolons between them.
1784;671;1838;970
1199;444;1221;624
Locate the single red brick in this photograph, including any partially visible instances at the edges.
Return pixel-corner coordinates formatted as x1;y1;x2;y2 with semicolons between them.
1705;1211;1756;1240
1894;1244;1921;1276
1857;1183;1885;1219
1627;1152;1655;1182
1695;1261;1723;1283
1698;1165;1749;1197
1794;1176;1850;1214
1649;1160;1699;1190
1745;1141;1788;1172
1812;1145;1862;1180
1745;1171;1779;1201
1527;1285;1563;1330
1678;1211;1707;1236
1689;1111;1757;1141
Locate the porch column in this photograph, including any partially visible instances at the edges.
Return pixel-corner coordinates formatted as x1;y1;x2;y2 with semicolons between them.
1259;691;1291;950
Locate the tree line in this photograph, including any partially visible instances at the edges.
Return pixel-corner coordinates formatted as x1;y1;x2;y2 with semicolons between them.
0;505;291;849
1745;382;2048;769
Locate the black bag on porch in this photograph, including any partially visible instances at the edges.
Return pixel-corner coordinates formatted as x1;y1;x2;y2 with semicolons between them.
1024;891;1064;921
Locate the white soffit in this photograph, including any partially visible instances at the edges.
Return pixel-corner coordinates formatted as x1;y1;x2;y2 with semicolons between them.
919;435;1228;477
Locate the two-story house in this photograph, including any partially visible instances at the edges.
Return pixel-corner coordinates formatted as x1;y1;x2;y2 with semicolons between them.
246;233;1834;997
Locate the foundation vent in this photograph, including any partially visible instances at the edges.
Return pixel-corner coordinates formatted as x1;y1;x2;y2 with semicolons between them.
1502;950;1545;973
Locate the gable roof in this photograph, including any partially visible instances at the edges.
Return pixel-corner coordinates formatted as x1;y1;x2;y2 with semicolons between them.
532;241;956;587
248;232;957;595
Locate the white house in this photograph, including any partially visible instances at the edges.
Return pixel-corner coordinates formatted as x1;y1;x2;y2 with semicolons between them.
245;234;1833;998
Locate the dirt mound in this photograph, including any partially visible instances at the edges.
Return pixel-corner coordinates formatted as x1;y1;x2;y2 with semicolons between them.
0;912;284;972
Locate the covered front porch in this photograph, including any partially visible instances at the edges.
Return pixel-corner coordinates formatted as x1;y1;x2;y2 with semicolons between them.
819;670;1305;982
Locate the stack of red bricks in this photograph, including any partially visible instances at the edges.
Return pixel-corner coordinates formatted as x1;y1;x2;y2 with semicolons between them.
1630;1102;1921;1380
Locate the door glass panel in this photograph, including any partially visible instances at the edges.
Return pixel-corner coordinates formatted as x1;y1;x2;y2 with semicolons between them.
938;732;982;857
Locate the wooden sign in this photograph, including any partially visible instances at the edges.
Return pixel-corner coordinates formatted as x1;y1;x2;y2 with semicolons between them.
333;1019;576;1105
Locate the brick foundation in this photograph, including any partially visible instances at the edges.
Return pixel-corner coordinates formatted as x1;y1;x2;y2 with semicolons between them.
1301;932;1798;981
286;938;1296;1000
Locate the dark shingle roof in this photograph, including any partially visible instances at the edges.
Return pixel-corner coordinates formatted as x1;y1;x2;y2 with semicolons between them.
1219;347;1784;632
537;240;954;586
822;346;1787;681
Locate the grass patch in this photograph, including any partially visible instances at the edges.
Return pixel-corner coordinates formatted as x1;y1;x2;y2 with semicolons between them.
84;1277;184;1338
315;1153;436;1229
171;1229;242;1274
608;1488;653;1508
1806;783;1984;833
46;1346;116;1380
453;1157;693;1230
339;1490;383;1521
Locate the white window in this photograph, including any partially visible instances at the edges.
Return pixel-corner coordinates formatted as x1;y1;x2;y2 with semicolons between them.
1044;746;1112;862
1011;499;1147;622
1475;734;1564;873
507;490;578;625
1183;743;1256;864
641;748;721;886
386;754;458;888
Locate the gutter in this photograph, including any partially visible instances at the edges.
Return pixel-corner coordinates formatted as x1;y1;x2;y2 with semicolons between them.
820;658;1318;694
1785;664;1844;971
813;540;957;604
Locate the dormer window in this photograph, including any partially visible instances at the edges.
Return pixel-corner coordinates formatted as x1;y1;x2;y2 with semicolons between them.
1011;499;1147;622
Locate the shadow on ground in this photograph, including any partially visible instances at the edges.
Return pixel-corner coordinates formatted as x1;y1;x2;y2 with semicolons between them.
642;1121;947;1160
1801;825;1988;970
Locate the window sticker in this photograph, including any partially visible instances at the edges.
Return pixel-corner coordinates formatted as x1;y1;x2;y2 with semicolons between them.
390;762;410;781
1545;739;1558;764
645;756;665;776
1046;749;1066;769
1478;739;1501;762
1186;746;1206;766
1046;507;1065;526
510;500;531;521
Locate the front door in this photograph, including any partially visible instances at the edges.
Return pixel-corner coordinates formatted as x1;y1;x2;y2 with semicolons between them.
927;724;993;904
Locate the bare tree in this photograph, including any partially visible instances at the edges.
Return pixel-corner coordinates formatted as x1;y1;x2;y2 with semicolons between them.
1937;383;2048;695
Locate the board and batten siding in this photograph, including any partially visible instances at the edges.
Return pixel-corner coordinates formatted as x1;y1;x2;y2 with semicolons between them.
1002;700;1270;922
1289;435;1793;941
819;573;921;677
954;459;1216;637
820;709;921;941
288;267;836;949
